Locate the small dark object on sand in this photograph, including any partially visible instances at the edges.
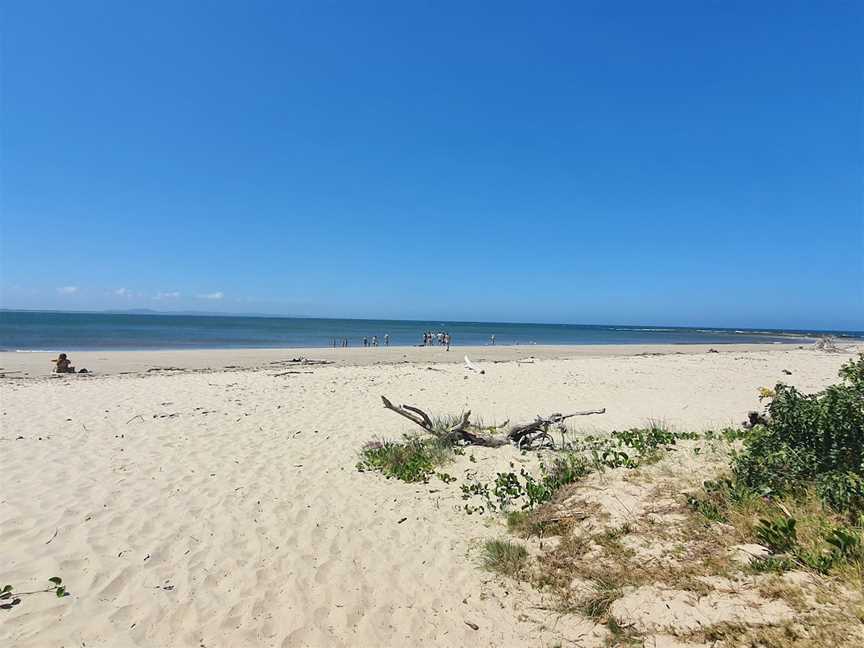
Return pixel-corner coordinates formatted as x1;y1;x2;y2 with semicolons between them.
707;348;719;353
743;411;770;429
782;369;792;375
465;621;479;631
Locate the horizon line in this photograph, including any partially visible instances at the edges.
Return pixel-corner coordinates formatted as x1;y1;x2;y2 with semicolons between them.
1;307;862;336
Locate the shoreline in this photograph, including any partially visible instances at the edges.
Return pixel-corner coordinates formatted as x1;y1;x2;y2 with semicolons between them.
0;341;832;378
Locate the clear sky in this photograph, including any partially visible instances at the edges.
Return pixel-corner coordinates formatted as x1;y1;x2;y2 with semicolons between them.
1;1;861;330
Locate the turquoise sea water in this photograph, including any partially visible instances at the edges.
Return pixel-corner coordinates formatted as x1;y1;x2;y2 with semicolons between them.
1;311;860;351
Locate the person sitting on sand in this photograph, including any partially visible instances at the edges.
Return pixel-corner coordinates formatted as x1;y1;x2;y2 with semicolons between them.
52;353;76;373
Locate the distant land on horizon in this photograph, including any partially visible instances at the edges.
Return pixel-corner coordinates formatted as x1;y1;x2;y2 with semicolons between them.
2;307;283;319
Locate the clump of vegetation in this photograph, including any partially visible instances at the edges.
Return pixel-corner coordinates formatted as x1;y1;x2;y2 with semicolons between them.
461;452;591;514
1;577;68;611
749;511;864;576
732;354;864;517
506;504;588;539
685;354;864;583
357;436;454;483
688;354;864;582
576;578;622;621
481;539;529;577
689;475;864;579
575;422;699;471
461;423;699;515
686;477;755;522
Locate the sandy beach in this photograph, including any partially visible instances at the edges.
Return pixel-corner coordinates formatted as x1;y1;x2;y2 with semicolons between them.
4;0;859;644
0;342;806;378
1;342;861;647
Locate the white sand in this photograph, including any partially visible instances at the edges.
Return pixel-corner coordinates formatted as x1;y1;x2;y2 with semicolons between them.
0;342;803;378
0;344;858;647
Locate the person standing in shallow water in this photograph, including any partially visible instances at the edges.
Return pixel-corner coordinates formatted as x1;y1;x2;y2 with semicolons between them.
384;333;389;346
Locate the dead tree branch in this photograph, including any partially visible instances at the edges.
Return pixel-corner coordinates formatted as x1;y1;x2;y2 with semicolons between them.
380;397;507;446
381;396;433;431
508;410;606;449
380;396;605;449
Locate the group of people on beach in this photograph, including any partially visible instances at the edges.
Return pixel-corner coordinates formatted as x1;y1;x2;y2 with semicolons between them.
328;334;391;348
423;331;452;350
328;331;456;350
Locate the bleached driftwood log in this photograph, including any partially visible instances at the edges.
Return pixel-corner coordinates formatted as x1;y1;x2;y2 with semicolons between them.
464;355;484;374
381;396;605;449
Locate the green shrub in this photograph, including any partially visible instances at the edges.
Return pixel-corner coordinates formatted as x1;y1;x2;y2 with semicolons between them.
686;494;726;522
687;478;758;523
755;516;798;554
733;354;864;513
757;517;864;575
826;526;863;561
732;432;814;497
839;354;864;392
817;471;864;516
543;452;592;488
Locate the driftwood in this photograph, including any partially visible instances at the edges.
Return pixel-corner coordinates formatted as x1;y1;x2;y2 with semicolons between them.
381;397;507;446
507;410;606;449
268;357;335;366
463;355;484;374
814;337;854;353
381;396;605;449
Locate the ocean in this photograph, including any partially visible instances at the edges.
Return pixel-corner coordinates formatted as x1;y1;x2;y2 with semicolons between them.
1;310;860;352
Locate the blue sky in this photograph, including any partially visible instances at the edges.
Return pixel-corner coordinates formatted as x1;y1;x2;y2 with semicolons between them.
1;1;861;330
